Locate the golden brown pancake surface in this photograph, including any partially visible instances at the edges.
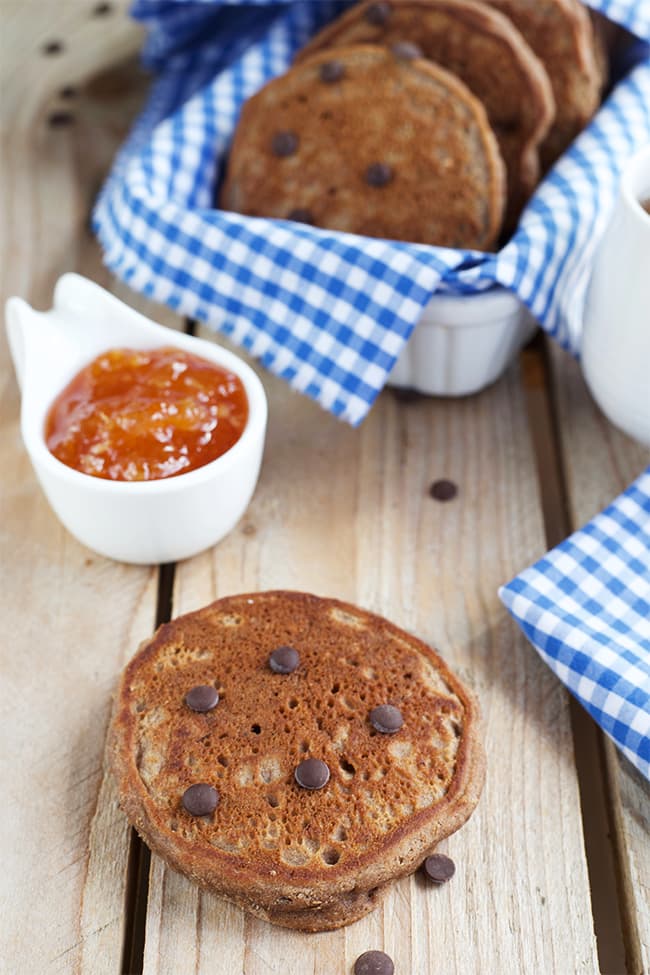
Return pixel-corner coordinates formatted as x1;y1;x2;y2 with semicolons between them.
110;591;485;931
219;44;506;250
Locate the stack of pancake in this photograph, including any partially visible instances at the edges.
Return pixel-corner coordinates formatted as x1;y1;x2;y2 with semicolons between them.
110;591;485;931
219;0;606;249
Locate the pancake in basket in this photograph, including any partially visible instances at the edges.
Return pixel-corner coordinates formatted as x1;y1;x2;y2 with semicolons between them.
481;0;603;168
219;44;506;250
297;0;555;229
110;591;485;931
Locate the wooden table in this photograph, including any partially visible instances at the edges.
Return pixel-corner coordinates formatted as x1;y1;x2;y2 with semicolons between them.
1;5;649;973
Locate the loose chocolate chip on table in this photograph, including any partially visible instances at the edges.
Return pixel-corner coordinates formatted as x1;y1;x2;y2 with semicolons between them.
354;950;395;975
365;162;393;188
423;852;456;884
364;2;392;26
182;783;219;816
185;684;219;712
429;479;458;502
271;130;299;157
42;40;64;56
287;208;314;225
320;60;345;83
295;758;330;790
48;112;74;129
391;41;423;60
269;646;300;673
369;704;403;734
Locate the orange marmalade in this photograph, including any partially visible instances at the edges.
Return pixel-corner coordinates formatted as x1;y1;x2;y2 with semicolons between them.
45;346;249;481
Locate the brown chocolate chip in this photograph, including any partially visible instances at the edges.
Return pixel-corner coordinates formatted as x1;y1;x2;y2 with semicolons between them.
364;2;392;26
423;853;456;883
287;208;314;225
295;758;330;790
269;646;300;673
271;130;299;157
47;112;74;129
320;60;345;83
42;40;64;56
391;41;423;60
93;2;113;14
354;950;395;975
369;705;403;734
185;685;219;712
429;479;458;501
365;162;393;188
60;86;77;99
182;783;219;816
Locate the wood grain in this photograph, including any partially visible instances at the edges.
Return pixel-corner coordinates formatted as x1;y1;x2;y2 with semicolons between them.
0;8;173;972
141;341;600;975
550;343;650;975
0;0;143;132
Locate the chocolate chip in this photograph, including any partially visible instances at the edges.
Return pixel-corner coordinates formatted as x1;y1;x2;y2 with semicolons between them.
364;2;392;26
42;40;64;56
391;41;423;60
320;60;345;83
365;162;393;188
269;646;300;673
182;783;219;816
429;479;458;501
423;853;456;884
271;130;299;157
287;208;314;225
295;758;330;790
47;112;74;128
369;705;403;734
185;685;219;712
354;950;395;975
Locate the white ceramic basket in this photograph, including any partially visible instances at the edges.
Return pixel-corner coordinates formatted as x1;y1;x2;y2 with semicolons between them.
388;288;538;396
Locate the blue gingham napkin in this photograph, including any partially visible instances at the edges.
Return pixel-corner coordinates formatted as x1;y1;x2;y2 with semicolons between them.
93;0;650;425
500;467;650;781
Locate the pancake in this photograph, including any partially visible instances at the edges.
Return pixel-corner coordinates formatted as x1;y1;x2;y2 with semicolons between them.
219;44;506;250
297;0;555;228
482;0;603;168
110;591;485;931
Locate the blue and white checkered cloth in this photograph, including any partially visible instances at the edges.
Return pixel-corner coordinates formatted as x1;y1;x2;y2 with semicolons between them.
93;0;650;425
500;466;650;781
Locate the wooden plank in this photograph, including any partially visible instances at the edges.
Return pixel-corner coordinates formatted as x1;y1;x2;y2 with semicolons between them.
142;341;599;974
0;0;143;133
549;344;650;975
0;17;180;972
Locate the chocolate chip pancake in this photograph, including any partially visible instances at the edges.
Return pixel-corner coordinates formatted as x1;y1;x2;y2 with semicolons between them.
297;0;555;228
481;0;603;168
110;591;485;931
219;45;506;250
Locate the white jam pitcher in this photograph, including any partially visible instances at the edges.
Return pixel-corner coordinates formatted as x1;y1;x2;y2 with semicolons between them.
581;143;650;445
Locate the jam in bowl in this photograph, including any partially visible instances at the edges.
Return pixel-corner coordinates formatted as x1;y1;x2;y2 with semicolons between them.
5;274;268;564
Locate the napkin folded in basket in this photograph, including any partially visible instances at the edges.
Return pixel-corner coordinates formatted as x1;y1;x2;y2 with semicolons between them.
500;466;650;781
93;0;650;424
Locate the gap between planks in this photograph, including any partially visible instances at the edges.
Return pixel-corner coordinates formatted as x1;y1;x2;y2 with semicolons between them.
520;334;628;975
119;565;176;975
120;324;195;973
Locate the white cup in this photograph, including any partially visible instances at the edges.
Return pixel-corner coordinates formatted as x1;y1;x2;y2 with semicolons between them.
581;143;650;445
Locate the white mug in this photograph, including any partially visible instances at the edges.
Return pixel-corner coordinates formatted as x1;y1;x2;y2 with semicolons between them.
581;143;650;445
